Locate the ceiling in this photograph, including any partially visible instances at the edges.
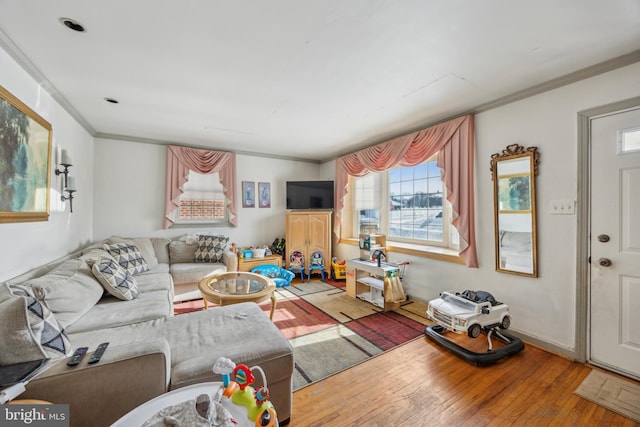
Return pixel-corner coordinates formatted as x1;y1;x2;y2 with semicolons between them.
1;1;639;162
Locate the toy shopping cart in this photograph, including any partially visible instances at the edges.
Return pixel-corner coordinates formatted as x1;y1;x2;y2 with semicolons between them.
331;257;347;280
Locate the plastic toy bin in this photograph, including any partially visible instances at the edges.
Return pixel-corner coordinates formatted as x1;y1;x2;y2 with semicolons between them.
331;259;346;280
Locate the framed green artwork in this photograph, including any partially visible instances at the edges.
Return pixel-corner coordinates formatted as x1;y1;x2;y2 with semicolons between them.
0;85;52;223
498;174;531;212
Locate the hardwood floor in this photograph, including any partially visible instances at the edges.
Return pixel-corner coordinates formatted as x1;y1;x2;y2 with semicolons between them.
291;335;639;426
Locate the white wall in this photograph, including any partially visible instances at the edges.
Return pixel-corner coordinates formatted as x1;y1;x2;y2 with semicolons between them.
333;61;640;354
92;138;321;246
4;35;640;354
0;47;94;282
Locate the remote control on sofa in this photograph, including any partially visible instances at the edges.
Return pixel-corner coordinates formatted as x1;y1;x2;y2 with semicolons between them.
88;342;109;364
66;347;88;367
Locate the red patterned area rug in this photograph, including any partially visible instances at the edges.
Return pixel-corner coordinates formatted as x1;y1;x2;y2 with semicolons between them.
174;279;430;390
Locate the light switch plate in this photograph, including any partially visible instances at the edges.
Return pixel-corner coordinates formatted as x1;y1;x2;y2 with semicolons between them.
549;199;575;215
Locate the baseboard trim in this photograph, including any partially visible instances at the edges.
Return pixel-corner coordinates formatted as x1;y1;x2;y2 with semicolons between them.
508;329;575;360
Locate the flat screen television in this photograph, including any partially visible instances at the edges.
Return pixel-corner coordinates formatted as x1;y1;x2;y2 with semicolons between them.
286;180;334;210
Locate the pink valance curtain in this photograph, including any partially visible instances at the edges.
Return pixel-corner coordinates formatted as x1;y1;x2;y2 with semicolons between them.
335;114;477;267
164;145;237;229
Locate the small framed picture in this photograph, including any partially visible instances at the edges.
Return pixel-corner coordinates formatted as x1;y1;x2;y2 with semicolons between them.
259;182;271;208
242;181;255;208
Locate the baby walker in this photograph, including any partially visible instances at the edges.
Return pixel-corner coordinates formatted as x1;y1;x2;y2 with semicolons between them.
425;290;524;366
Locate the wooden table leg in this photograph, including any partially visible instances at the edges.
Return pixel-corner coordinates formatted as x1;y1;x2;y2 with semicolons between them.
269;292;277;320
203;298;208;309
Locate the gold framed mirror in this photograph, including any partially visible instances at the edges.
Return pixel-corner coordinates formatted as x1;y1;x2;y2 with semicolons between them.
490;144;539;277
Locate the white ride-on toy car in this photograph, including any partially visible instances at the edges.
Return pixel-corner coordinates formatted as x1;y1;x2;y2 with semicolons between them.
424;290;524;366
426;290;511;338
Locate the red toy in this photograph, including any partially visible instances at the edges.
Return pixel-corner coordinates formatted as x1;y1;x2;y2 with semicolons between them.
233;364;255;391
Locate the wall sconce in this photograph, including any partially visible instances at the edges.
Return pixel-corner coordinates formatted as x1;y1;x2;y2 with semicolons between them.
61;176;76;213
55;149;72;188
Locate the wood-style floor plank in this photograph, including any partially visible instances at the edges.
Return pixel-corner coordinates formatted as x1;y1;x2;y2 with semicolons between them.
291;336;639;426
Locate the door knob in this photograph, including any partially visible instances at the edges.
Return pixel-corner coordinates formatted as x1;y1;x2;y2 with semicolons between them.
597;234;610;243
598;258;612;267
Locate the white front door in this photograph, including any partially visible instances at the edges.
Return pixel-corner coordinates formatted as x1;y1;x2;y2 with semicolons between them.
590;106;640;379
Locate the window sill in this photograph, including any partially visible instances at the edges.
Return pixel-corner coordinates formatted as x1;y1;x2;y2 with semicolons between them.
339;238;465;265
170;221;232;228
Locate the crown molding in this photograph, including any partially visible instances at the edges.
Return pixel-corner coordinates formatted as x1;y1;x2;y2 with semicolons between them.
94;133;321;164
322;49;640;163
2;21;639;164
473;48;640;114
0;26;96;136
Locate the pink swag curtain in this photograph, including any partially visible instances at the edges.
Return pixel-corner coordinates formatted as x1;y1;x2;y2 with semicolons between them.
335;114;477;267
164;145;237;229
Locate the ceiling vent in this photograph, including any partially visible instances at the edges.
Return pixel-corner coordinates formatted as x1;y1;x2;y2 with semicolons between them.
59;18;86;33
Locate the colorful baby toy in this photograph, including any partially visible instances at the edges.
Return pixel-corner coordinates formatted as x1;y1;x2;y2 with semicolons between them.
212;357;277;427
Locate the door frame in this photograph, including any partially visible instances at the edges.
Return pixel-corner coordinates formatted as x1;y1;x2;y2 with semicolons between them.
576;95;640;364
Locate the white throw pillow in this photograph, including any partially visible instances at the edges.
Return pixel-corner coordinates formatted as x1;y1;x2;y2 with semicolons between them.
92;256;139;301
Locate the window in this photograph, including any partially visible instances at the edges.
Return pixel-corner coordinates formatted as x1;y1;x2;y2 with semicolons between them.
389;162;443;242
354;173;381;235
351;158;459;250
172;171;227;224
620;127;640;153
164;146;237;229
335;114;475;266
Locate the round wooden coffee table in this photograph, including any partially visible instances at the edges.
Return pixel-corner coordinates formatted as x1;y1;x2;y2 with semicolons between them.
199;271;277;319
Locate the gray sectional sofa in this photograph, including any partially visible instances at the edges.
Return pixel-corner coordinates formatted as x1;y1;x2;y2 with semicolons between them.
0;235;294;427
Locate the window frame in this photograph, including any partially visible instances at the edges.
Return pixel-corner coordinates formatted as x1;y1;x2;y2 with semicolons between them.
170;171;231;226
345;160;462;262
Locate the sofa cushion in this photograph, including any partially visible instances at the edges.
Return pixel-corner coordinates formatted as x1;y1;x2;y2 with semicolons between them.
65;267;174;334
22;259;104;329
130;265;173;296
169;241;198;263
167;305;293;390
78;247;113;267
65;303;293;389
65;290;173;334
194;235;228;263
0;284;73;365
170;263;226;285
104;242;150;275
92;256;139;301
151;238;171;264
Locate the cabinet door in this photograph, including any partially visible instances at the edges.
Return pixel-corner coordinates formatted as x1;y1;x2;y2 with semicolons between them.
308;213;331;272
285;213;308;268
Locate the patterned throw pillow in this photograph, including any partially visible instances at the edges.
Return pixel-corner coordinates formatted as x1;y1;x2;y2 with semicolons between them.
92;256;139;301
0;284;72;365
194;235;229;263
103;242;150;275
